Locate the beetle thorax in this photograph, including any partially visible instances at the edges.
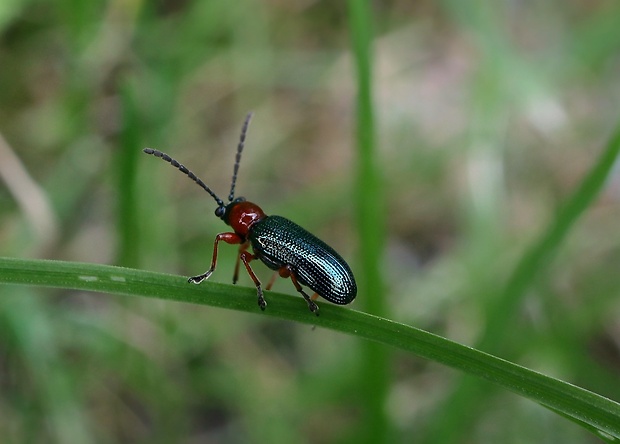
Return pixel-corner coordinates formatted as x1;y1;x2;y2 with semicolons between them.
224;200;266;236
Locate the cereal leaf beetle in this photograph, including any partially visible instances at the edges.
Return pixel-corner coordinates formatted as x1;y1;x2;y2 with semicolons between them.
143;113;357;315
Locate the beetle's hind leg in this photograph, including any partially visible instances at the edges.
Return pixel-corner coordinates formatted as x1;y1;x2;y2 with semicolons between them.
294;280;319;316
278;265;319;315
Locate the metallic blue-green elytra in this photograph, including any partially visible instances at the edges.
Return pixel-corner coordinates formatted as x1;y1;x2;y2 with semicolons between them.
250;215;357;305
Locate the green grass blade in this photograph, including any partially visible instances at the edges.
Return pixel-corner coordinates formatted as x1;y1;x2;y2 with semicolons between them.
482;122;620;351
426;121;620;442
1;256;619;441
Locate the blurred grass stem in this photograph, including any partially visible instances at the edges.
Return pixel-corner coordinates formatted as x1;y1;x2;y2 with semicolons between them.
348;0;390;442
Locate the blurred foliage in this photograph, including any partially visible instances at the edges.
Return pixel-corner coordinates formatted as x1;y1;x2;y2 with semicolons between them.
1;0;619;443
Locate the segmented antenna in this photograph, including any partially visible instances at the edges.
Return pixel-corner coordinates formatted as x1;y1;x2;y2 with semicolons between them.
228;112;253;202
143;148;225;208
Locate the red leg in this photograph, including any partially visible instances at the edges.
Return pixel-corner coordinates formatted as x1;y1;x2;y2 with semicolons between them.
278;265;319;315
265;271;279;291
188;232;243;284
233;241;250;284
239;250;266;310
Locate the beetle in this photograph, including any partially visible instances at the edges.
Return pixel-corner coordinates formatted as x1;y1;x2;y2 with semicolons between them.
143;112;356;315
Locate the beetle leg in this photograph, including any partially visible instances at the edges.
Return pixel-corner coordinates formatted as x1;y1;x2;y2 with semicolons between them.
239;250;267;311
279;265;319;315
188;232;243;284
265;271;279;291
233;241;250;284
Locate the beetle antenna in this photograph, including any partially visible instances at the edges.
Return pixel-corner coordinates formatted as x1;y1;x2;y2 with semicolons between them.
228;112;253;202
143;148;225;208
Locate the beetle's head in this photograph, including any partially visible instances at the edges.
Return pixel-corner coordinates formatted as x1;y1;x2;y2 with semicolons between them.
216;196;245;221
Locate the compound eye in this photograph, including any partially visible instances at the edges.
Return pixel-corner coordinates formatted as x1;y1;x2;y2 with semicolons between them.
235;196;246;203
214;206;225;218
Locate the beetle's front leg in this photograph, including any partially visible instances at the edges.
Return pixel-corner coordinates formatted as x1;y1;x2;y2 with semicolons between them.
188;232;243;284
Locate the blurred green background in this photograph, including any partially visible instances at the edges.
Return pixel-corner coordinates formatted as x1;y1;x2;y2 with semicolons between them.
1;1;620;443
